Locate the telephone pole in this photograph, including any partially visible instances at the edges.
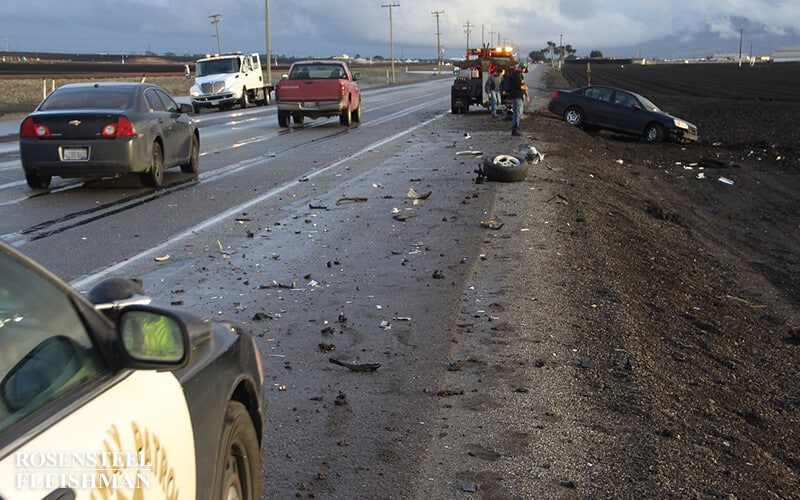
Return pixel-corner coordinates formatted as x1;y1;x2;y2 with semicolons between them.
265;1;272;84
382;3;400;84
463;20;473;54
209;14;223;54
432;10;444;69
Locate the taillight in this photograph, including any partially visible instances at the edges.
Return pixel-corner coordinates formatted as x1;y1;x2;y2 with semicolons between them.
20;117;49;138
553;90;559;98
101;117;135;137
339;82;345;98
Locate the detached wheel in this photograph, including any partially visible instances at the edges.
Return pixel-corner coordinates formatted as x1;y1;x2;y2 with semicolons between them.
180;134;199;174
482;154;528;182
26;173;52;189
215;402;261;500
644;123;665;143
141;142;164;188
277;110;290;128
563;106;584;126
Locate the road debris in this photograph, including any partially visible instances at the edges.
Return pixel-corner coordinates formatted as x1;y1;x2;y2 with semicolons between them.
336;196;368;204
329;358;381;372
407;187;432;200
480;220;504;230
154;254;170;262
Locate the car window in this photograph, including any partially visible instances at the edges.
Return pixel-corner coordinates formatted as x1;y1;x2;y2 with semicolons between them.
584;87;613;102
39;88;133;110
0;251;103;432
145;88;168;112
614;91;639;108
151;88;180;113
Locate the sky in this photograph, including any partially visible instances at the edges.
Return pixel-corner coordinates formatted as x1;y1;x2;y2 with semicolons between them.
3;0;799;61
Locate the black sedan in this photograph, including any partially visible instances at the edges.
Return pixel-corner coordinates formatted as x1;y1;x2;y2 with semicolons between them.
0;240;264;498
547;85;698;143
19;82;199;189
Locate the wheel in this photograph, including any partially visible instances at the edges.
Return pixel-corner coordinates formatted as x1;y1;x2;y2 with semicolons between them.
481;155;529;182
352;101;362;123
141;142;164;188
240;89;249;109
192;104;201;114
563;106;584;126
257;88;270;106
25;173;52;189
292;112;304;125
180;134;199;174
277;110;290;128
214;402;261;500
644;123;665;143
339;103;352;126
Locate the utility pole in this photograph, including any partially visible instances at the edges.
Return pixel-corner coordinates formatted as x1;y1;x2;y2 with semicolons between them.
264;1;272;85
382;3;400;84
463;20;473;55
559;33;564;69
738;28;744;66
432;10;444;70
210;14;223;54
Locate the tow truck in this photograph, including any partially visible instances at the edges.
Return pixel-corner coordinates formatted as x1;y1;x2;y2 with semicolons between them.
189;52;273;113
451;45;517;114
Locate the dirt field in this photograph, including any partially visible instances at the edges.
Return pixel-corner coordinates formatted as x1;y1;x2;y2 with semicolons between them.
524;61;800;496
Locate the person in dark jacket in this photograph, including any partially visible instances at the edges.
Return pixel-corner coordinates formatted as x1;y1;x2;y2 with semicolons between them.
508;62;531;136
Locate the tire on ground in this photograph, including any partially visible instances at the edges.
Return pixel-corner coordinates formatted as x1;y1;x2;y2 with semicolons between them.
214;401;261;500
482;154;529;182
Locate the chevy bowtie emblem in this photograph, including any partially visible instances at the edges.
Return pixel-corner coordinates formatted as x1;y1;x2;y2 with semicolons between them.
69;120;81;126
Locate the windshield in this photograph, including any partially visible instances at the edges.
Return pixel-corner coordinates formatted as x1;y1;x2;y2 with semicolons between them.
196;57;241;77
637;94;661;112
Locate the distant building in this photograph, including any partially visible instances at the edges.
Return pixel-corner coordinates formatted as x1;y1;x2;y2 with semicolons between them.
771;46;800;63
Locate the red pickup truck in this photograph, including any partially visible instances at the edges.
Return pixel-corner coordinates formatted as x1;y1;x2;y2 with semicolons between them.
274;60;362;127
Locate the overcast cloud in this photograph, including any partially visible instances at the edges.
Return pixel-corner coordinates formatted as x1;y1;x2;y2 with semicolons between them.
3;0;799;60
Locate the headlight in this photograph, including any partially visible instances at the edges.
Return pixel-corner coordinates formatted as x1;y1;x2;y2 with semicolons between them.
673;119;690;130
190;90;200;97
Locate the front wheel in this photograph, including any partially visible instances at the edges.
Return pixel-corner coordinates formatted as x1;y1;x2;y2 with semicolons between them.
564;106;584;126
644;123;665;143
141;142;164;188
240;89;249;109
214;402;261;500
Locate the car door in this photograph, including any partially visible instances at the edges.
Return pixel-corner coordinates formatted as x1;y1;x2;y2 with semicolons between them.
0;249;196;499
580;86;615;127
606;89;648;134
145;88;188;167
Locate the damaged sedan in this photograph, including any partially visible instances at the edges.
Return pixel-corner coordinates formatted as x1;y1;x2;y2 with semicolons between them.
547;85;698;143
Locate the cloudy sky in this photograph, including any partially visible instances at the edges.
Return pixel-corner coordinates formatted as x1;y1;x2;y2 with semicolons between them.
3;0;799;60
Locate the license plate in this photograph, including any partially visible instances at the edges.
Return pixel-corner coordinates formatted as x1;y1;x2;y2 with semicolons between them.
303;101;318;109
62;147;89;161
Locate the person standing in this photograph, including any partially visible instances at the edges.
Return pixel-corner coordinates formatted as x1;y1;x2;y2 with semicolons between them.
486;68;503;117
509;62;530;136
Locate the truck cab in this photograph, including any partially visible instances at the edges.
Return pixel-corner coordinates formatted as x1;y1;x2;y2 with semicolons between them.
451;45;516;114
189;52;272;113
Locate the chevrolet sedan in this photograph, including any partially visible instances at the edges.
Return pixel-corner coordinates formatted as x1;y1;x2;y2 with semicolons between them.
0;241;265;498
19;82;199;189
547;85;698;143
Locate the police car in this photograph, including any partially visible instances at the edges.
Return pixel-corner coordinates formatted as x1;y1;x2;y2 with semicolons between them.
0;241;265;499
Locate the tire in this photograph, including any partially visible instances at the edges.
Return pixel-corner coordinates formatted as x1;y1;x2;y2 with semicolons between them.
180;134;199;174
564;106;584;126
644;123;665;143
141;142;164;188
339;103;352;126
277;110;290;128
214;402;261;500
240;89;249;109
292;112;304;125
26;173;52;189
352;101;362;123
192;104;201;114
482;155;529;182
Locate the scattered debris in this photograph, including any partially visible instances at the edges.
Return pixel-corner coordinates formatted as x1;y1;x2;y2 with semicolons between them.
154;254;170;262
318;343;336;352
393;213;419;222
480;220;504;230
456;150;483;156
336;196;368;205
309;203;328;210
718;177;735;185
329;358;381;372
406;187;432;200
698;157;727;168
432;269;446;279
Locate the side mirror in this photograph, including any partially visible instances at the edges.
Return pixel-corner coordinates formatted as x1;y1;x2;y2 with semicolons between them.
352;72;360;81
184;64;191;80
118;308;190;368
281;74;289;80
179;103;193;114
